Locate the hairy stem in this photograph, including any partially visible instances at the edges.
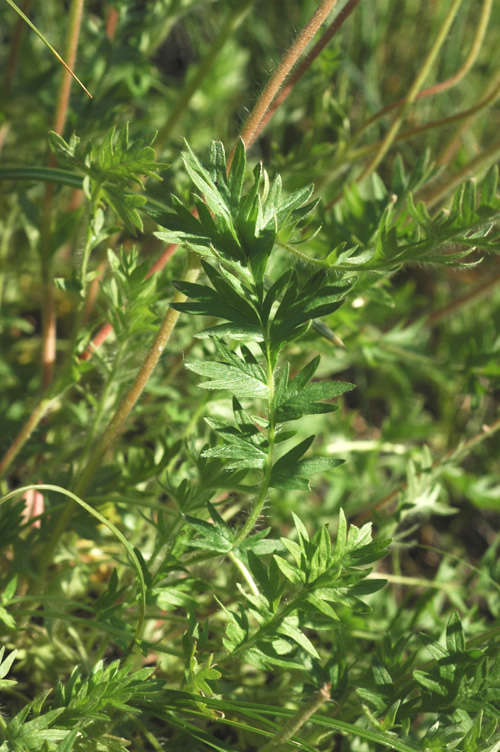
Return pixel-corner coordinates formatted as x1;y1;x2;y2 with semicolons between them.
258;0;362;136
227;0;340;172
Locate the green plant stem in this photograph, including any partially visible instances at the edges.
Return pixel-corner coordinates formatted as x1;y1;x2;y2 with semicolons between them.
227;0;340;172
229;552;260;597
233;344;276;546
155;1;254;150
36;253;202;577
347;70;500;164
356;0;464;185
354;0;492;141
257;684;331;752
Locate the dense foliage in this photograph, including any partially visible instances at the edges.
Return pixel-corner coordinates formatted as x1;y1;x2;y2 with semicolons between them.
1;1;500;750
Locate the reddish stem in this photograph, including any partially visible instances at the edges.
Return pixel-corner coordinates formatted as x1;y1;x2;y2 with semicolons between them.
81;242;179;360
257;0;362;138
105;5;119;40
3;0;33;96
41;0;86;389
227;0;341;172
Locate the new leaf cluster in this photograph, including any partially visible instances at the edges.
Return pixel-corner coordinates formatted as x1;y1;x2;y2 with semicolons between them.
153;139;354;491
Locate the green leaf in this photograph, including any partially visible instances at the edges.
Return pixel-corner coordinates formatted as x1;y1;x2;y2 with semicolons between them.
270;271;349;348
303;593;339;619
273;555;304;584
186;358;267;400
55;730;80;751
270;436;343;490
277;620;320;658
184;514;233;553
275;356;354;422
0;647;17;688
183;141;234;227
413;670;448;696
446;611;466;655
228;138;246;208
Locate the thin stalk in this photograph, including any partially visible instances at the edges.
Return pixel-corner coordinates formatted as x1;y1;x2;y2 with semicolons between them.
425;270;500;327
233;344;276;546
155;0;254;150
229;552;260;597
369;572;458;593
257;0;362;136
4;0;91;97
258;684;331;752
105;4;119;40
347;70;500;164
355;0;493;140
40;0;86;389
227;0;340;172
3;0;33;96
0;194;99;482
37;253;202;576
0;398;55;481
356;0;464;184
82;241;178;360
422;133;500;209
